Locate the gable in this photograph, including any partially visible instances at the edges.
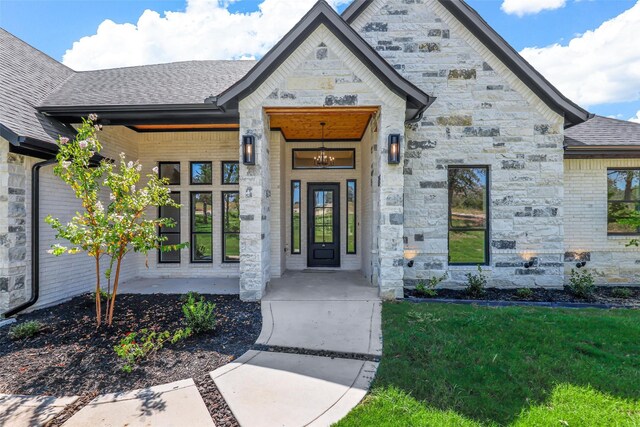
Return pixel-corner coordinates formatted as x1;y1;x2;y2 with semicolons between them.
219;0;432;121
343;0;591;126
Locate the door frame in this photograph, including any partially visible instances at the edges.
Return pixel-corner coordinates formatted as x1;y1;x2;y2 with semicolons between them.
307;182;341;268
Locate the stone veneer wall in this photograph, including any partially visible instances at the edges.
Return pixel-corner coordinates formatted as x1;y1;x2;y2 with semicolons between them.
353;0;566;288
238;24;407;298
565;158;640;285
0;138;28;314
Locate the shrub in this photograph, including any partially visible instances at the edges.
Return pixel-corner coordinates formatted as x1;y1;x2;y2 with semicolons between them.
8;320;43;340
182;292;216;334
567;269;596;300
415;273;448;298
114;327;191;373
465;266;487;298
515;288;534;299
612;287;632;299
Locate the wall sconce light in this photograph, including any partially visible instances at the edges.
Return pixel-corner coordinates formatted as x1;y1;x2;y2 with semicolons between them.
407;260;414;268
388;134;400;164
242;135;255;165
576;261;587;268
523;258;535;269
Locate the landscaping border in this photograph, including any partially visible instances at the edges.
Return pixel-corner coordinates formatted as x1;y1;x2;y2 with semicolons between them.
404;296;638;309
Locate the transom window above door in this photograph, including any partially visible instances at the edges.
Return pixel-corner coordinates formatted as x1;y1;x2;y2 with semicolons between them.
292;149;355;169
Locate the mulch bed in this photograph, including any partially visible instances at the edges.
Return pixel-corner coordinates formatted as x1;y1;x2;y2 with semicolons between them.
0;293;261;427
405;286;640;307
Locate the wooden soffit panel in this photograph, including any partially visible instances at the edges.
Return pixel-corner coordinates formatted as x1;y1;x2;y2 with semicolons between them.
265;106;378;141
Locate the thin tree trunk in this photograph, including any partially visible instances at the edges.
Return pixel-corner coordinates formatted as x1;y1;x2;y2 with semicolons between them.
95;256;101;328
107;251;124;326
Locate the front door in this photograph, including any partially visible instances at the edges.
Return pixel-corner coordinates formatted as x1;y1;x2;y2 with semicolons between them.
307;183;340;267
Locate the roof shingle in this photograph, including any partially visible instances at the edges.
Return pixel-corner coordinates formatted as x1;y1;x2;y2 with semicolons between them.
0;28;75;143
565;116;640;147
40;60;257;107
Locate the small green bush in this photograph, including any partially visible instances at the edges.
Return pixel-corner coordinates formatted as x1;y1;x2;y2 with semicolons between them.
515;288;534;299
415;273;448;298
611;287;632;299
114;327;191;373
8;320;43;340
182;292;216;334
567;269;596;300
90;289;112;301
465;266;487;298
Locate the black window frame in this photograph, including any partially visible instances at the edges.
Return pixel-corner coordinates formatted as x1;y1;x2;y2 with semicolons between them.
291;180;301;254
222;191;240;263
447;165;490;266
158;161;181;185
221;161;240;185
292;148;356;170
157;191;181;264
190;161;213;185
607;168;640;235
346;179;357;254
190;191;213;263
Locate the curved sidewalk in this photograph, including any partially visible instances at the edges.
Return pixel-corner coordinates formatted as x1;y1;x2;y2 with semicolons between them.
211;270;382;426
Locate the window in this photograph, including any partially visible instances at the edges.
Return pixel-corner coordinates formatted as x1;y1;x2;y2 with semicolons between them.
292;149;355;169
191;192;213;262
291;181;301;254
222;192;240;262
222;161;239;185
607;169;640;234
190;162;212;185
158;192;181;263
347;180;356;254
448;166;489;265
158;162;180;185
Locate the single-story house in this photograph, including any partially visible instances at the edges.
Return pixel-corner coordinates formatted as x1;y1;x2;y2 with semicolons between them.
2;0;640;315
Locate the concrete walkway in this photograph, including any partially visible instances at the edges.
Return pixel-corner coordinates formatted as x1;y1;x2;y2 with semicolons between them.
63;379;214;427
0;393;78;427
212;270;382;426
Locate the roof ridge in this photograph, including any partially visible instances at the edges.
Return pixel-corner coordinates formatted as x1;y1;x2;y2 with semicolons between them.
73;58;258;73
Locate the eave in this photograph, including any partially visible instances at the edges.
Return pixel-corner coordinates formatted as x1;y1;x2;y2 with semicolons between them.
564;145;640;159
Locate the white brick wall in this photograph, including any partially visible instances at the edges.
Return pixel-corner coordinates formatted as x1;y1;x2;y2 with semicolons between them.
565;158;640;284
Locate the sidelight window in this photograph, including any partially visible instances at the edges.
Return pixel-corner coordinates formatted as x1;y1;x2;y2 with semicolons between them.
191;192;213;262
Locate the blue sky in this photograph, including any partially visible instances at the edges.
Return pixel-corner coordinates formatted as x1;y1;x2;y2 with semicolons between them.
1;0;638;120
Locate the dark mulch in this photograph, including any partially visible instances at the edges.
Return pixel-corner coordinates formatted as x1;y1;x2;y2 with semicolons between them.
0;293;261;426
405;286;640;307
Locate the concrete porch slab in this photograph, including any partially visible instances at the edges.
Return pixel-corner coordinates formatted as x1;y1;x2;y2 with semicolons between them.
62;379;213;427
120;277;239;295
265;270;378;301
0;393;78;427
211;350;377;427
258;300;382;356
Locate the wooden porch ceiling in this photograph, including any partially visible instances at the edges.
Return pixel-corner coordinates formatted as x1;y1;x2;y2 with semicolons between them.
265;107;378;141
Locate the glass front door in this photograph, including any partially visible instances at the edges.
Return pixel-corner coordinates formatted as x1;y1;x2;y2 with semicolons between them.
307;183;340;267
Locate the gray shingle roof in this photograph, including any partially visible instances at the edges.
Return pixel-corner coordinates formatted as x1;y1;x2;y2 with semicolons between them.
41;60;257;107
565;116;640;147
0;28;75;143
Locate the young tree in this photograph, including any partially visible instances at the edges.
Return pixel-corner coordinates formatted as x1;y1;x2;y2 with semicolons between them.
46;115;185;327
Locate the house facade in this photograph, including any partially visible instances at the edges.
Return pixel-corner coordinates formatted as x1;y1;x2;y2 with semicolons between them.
1;0;639;315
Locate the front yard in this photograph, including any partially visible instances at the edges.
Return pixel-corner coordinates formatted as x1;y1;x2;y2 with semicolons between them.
337;302;640;426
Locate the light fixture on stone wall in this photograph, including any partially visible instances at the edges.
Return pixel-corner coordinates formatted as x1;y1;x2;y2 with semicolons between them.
242;135;255;165
388;134;400;164
523;258;535;269
314;122;335;167
575;261;587;268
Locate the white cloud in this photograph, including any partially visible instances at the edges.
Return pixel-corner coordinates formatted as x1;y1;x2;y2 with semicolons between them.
519;2;640;107
501;0;566;16
62;0;349;71
631;111;640;123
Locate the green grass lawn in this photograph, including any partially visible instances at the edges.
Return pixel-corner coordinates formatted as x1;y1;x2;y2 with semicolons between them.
337;303;640;427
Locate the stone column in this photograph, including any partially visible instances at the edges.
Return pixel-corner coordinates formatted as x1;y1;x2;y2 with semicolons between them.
238;105;271;301
0;139;28;315
376;106;406;299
